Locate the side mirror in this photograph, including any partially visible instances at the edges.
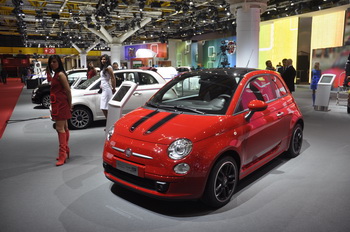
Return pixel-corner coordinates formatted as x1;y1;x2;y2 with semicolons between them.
245;100;267;121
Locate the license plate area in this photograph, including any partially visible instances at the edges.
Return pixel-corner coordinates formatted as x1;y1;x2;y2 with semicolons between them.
116;160;138;176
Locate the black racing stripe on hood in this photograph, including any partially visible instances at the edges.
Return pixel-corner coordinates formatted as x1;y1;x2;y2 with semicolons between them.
145;113;178;134
130;110;159;132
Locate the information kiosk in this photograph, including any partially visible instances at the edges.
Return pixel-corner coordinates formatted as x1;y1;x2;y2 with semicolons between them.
106;81;138;135
314;74;336;111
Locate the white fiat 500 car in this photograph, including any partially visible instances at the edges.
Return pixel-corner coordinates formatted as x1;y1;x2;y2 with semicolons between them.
68;69;167;129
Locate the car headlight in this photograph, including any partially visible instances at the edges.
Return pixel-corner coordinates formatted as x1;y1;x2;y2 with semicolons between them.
107;125;114;141
168;139;192;160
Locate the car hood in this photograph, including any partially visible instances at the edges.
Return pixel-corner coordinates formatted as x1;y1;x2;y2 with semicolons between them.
114;107;229;145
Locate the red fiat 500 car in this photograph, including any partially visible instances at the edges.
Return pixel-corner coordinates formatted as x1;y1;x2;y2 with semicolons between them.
103;68;304;208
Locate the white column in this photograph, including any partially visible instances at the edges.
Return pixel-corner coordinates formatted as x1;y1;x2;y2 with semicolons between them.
110;44;122;66
226;0;267;68
80;53;87;68
236;7;260;68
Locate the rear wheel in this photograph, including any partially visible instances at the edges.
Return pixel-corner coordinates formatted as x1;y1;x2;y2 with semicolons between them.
41;94;50;109
68;106;92;130
347;106;350;114
202;156;238;208
287;124;303;158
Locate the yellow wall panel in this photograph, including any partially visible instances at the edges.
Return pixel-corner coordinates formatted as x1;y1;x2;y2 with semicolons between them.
259;17;298;69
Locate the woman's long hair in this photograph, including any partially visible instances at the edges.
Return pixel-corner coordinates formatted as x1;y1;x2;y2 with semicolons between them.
100;54;111;74
87;61;94;71
48;55;67;77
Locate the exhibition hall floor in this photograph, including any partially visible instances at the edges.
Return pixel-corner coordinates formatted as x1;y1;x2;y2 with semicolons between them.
1;86;350;232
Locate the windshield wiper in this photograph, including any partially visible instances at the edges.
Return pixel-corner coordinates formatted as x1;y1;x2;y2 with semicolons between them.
146;102;159;108
147;102;205;114
160;104;205;114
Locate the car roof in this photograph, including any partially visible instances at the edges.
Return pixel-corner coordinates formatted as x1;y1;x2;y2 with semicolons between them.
185;67;258;79
113;69;156;73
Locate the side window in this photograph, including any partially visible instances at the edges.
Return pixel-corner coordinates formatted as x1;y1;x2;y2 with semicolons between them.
125;73;136;83
138;73;158;85
271;75;288;97
252;76;277;102
115;73;125;87
235;75;276;113
91;80;101;90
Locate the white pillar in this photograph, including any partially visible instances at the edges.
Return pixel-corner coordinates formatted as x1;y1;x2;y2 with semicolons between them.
110;44;122;66
236;7;260;68
80;53;87;68
226;0;267;68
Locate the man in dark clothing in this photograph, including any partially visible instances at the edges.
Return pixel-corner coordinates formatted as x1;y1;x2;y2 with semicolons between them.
282;59;296;92
277;58;288;75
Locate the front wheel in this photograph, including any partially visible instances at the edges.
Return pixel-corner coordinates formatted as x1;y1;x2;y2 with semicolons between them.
201;156;238;208
41;94;50;109
287;124;303;158
68;106;92;130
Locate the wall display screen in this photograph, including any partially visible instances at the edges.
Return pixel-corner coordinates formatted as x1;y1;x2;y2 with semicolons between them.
259;17;298;70
311;11;344;49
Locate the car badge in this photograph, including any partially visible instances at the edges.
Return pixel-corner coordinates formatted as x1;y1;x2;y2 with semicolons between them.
125;148;132;158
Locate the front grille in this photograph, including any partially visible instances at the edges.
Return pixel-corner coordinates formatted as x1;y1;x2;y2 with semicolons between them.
104;163;157;191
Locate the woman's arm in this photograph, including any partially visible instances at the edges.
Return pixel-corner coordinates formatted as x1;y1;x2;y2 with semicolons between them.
58;72;72;109
107;66;116;93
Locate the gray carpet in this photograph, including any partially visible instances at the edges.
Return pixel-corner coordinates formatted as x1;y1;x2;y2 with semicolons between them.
1;86;350;232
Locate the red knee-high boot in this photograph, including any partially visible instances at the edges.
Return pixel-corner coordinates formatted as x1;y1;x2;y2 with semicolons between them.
56;129;70;160
56;132;67;166
65;129;70;159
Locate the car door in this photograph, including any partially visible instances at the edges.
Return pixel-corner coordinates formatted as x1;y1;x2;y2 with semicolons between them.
237;74;289;166
89;80;104;118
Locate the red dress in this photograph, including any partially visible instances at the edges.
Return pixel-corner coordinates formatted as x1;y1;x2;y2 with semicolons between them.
50;72;71;120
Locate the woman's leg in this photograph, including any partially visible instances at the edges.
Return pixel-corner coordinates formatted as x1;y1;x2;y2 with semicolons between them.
102;109;108;118
55;120;67;166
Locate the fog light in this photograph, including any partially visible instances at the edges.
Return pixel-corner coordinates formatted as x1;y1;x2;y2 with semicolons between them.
174;163;190;174
156;181;169;193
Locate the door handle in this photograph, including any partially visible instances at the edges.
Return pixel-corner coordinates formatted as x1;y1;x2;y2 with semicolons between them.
277;112;284;117
133;92;141;96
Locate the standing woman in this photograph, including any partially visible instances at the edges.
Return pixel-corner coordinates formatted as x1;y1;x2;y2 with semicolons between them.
99;54;116;118
48;55;72;166
87;61;97;79
310;62;321;106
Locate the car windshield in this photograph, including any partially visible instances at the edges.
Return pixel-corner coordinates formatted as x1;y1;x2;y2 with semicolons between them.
75;75;100;89
147;72;240;115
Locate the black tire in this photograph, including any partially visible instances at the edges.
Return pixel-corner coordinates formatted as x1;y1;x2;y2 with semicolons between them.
287;124;303;158
202;156;238;208
68;106;93;130
41;94;51;109
347;106;350;114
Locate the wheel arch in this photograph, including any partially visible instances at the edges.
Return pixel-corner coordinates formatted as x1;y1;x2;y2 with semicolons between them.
202;148;242;189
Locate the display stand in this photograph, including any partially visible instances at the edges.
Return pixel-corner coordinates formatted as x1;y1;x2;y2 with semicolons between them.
314;74;336;111
105;81;138;135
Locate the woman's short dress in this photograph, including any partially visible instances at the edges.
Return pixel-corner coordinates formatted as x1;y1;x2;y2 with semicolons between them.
50;72;71;120
100;66;113;110
310;69;321;90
